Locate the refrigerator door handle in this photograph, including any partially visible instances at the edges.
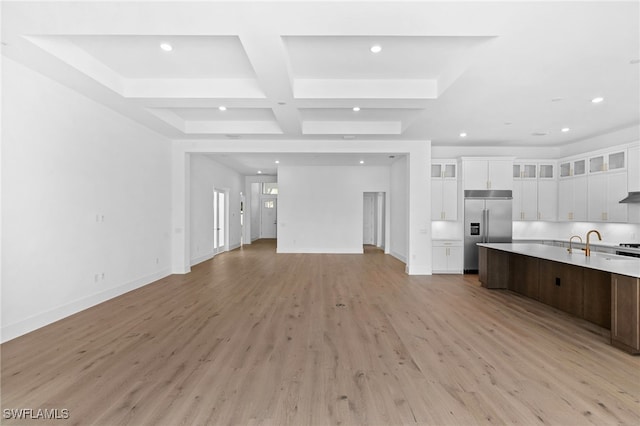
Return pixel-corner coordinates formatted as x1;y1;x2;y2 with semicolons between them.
481;209;487;243
486;209;490;243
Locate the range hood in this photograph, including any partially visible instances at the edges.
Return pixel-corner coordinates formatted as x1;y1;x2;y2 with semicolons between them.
619;191;640;203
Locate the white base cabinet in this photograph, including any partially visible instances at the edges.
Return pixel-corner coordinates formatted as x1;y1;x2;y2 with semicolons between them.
432;240;463;274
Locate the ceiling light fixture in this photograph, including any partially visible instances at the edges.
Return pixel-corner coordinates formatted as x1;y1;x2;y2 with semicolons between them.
591;97;604;104
257;170;262;174
218;106;227;111
460;132;467;138
359;160;365;164
160;43;173;52
551;97;563;102
353;106;361;112
561;127;571;132
370;45;382;53
275;160;280;164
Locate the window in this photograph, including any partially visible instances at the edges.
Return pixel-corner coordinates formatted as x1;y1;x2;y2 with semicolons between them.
264;200;275;209
262;183;278;195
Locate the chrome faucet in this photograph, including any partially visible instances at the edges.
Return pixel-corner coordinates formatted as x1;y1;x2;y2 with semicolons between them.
568;235;582;254
584;229;602;256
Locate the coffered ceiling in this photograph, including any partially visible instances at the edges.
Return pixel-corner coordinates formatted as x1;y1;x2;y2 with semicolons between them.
2;1;639;151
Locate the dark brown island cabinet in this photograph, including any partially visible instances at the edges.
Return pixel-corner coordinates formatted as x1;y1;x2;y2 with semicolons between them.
479;246;640;354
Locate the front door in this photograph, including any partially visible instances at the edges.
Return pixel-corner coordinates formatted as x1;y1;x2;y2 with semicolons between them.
260;198;277;238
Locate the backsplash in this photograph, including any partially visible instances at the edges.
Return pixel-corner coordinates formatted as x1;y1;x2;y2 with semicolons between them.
512;221;640;244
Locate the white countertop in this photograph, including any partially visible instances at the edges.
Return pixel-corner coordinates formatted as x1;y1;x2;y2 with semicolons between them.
478;243;640;278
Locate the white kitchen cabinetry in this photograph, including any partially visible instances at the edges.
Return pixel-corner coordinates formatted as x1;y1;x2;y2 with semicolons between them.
512;161;557;221
462;158;513;190
432;240;463;274
588;171;628;222
431;161;458;221
558;175;588;221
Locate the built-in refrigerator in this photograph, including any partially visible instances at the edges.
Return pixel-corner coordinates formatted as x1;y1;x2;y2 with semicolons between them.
463;190;513;273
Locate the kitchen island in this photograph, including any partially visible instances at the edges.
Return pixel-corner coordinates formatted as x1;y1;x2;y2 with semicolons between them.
478;243;640;354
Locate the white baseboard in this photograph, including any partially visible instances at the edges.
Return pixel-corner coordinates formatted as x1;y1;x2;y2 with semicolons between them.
1;268;171;343
276;247;364;254
390;250;407;263
190;252;214;267
407;264;432;275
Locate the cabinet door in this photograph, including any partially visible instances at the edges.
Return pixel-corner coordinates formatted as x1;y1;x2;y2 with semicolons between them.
521;180;538;220
583;269;611;329
572;176;588;221
441;180;458;220
558;179;573;220
432;246;448;272
588;174;607;221
431;180;443;220
607;172;628;222
512;180;523;220
488;161;513;190
448;246;463;273
611;274;640;354
464;160;488;190
537;179;557;221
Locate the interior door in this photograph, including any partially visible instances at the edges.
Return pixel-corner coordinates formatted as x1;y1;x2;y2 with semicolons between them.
260;198;277;238
363;194;375;245
213;189;226;254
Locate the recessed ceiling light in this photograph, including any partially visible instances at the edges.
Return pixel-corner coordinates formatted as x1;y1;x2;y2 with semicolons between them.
561;127;571;132
370;45;382;53
218;106;227;111
359;160;365;164
551;97;563;102
275;160;280;164
504;122;512;125
160;43;173;52
591;97;604;104
257;170;262;174
353;106;361;112
460;132;467;138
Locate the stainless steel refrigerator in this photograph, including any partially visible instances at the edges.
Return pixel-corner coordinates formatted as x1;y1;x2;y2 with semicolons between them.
463;190;513;273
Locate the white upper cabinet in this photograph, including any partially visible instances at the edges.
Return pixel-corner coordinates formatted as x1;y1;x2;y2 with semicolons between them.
431;160;458;221
512;161;557;221
588;171;627;222
462;158;513;190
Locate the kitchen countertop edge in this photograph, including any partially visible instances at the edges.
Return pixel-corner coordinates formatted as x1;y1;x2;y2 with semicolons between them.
478;243;640;278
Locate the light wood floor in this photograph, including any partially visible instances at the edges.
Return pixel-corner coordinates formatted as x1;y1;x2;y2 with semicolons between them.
2;240;639;426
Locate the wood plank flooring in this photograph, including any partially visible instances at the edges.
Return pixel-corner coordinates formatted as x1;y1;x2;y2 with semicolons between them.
2;239;639;425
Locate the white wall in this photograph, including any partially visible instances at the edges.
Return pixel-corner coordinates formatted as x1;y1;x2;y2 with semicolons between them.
277;165;390;253
389;157;409;262
189;154;243;266
1;58;172;342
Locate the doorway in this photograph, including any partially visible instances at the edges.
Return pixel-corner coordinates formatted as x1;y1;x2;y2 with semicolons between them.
260;198;277;238
363;192;385;249
213;188;227;254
